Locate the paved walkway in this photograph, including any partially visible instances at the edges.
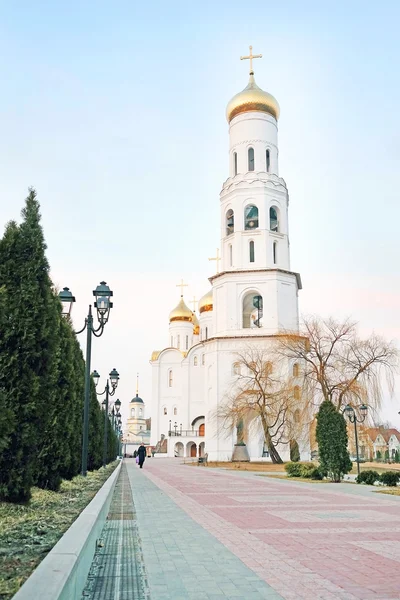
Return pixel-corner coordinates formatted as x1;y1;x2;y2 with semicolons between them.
128;458;400;600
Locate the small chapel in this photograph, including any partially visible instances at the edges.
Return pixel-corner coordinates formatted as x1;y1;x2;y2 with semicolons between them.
150;47;309;462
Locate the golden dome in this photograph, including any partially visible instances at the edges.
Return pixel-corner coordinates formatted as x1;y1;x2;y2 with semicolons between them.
169;297;193;323
192;312;200;335
226;74;280;123
198;289;213;314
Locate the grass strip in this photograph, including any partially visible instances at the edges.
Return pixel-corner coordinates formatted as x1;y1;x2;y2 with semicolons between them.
0;461;118;600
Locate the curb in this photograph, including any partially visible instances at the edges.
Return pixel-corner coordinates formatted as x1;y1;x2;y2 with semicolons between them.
13;462;121;600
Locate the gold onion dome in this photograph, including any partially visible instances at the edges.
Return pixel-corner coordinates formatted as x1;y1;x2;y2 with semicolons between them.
198;289;213;314
169;297;193;323
192;312;200;335
226;74;280;123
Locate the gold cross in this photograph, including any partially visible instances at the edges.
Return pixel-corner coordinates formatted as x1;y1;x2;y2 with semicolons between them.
208;248;221;273
176;278;188;297
240;45;262;75
189;296;198;312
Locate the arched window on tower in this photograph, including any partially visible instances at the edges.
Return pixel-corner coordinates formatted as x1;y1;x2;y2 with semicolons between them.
273;241;277;265
226;209;234;236
249;240;255;263
232;362;241;375
194;356;198;366
173;407;177;416
233;152;238;175
266;149;270;172
244;205;259;230
168;370;173;388
229;244;233;266
201;354;205;365
242;292;263;328
163;406;167;415
248;147;255;171
131;408;135;417
293;363;300;377
186;335;188;350
270;207;279;232
294;386;301;400
205;327;208;340
139;408;143;417
176;335;180;349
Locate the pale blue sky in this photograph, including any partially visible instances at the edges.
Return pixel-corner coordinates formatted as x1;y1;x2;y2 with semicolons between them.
0;1;399;426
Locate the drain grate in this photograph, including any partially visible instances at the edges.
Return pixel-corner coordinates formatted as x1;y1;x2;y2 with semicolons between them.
107;512;135;520
81;464;150;600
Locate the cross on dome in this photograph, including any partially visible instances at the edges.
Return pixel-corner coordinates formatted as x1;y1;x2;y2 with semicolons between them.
208;248;221;273
176;278;188;297
240;45;262;75
190;296;198;312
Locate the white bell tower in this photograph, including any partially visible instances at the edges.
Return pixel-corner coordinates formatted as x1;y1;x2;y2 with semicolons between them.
211;47;301;337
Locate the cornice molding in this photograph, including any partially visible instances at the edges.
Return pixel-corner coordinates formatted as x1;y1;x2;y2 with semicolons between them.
221;172;287;196
208;267;302;290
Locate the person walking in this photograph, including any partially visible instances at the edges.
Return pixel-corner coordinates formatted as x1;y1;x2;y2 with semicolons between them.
137;444;146;469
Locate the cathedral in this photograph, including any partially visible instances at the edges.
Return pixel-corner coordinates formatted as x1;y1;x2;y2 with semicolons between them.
150;47;309;462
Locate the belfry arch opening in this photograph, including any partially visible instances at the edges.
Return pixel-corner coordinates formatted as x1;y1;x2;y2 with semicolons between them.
226;209;234;236
248;147;255;171
242;292;263;328
245;205;259;230
270;207;279;232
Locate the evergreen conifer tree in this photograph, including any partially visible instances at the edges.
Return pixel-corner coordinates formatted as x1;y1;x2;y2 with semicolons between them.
316;400;352;482
0;190;57;501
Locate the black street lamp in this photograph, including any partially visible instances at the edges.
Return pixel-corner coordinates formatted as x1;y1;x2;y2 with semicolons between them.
169;419;172;436
344;403;368;477
59;281;114;476
94;368;120;467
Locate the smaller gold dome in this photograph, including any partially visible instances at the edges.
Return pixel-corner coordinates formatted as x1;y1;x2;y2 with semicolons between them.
192;312;200;335
226;74;280;123
169;297;193;323
198;289;213;314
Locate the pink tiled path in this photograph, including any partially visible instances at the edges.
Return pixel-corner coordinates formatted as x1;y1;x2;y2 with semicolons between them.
141;459;400;600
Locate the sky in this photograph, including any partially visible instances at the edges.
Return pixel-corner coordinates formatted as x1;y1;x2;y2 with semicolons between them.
0;1;399;429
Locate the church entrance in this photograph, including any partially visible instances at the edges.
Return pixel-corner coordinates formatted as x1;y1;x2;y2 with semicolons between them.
199;442;205;457
186;442;197;457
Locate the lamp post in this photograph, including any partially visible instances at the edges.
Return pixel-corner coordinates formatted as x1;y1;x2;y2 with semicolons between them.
174;422;178;436
169;419;172;436
94;369;120;467
59;282;114;476
344;404;368;477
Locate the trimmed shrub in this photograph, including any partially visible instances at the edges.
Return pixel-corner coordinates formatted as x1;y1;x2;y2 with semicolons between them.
356;470;379;485
299;464;323;480
285;462;302;477
376;450;382;460
285;462;323;480
379;471;400;487
395;450;400;464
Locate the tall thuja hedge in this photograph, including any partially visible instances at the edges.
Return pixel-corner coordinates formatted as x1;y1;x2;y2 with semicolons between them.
316;400;352;482
0;191;58;501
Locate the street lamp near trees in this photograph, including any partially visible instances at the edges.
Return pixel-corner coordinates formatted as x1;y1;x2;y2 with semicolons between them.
94;369;120;467
58;281;114;476
344;403;368;477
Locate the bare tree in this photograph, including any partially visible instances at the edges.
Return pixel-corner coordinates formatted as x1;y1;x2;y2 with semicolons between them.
214;346;308;463
279;316;398;412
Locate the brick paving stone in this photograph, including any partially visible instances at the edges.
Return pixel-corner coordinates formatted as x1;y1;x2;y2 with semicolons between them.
131;458;400;600
126;459;282;600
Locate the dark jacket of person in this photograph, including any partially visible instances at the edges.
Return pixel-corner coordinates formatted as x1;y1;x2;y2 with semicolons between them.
138;445;146;461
